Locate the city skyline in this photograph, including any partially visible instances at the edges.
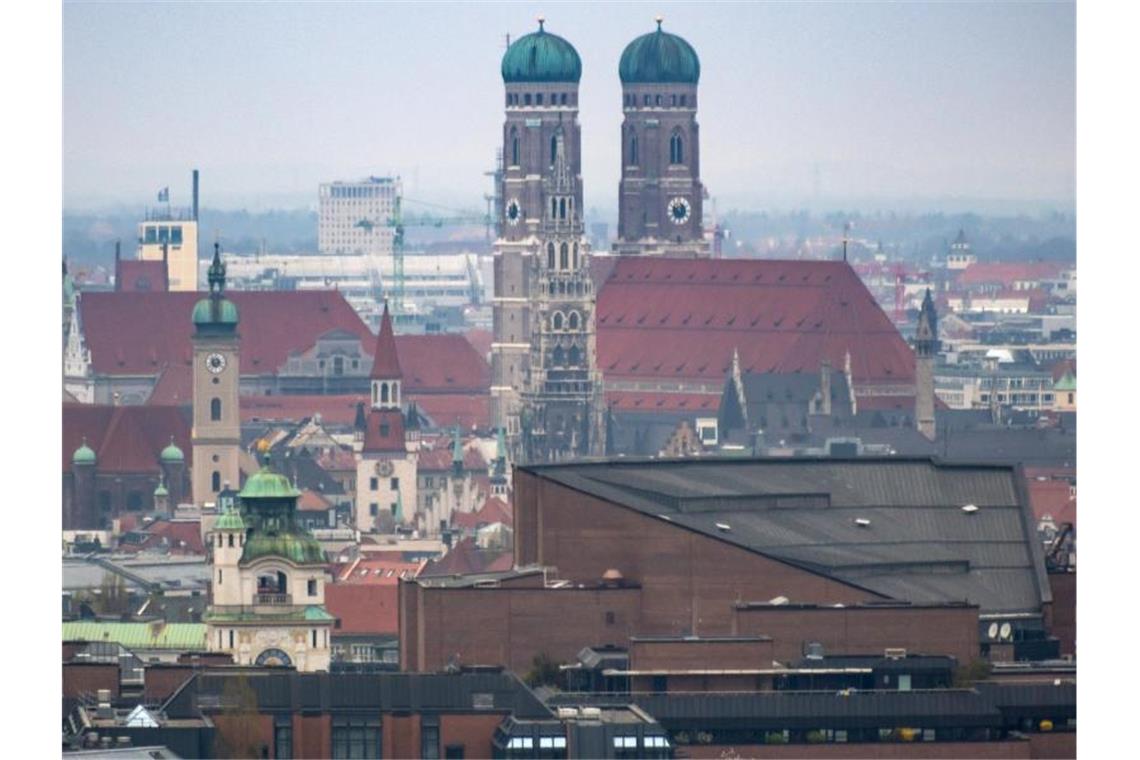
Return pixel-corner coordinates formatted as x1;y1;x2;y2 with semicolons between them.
64;1;1074;214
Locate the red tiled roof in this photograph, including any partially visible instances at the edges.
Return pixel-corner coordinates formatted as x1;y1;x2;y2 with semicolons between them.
606;391;720;413
956;262;1067;287
1025;477;1077;528
336;557;422;584
120;520;205;555
79;290;371;376
317;447;358;472
115;259;168;292
147;364;193;406
371;304;402;380
417;537;511;578
463;329;492;361
596;258;915;389
362;408;406;453
63;403;191;473
395;335;489;394
297;489;333;512
240;394;366;425
1050;358;1076;382
324;584;399;635
408;393;490;432
415;441;487;472
476;496;512;527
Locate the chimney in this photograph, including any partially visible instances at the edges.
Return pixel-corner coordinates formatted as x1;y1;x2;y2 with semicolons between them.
192;169;199;221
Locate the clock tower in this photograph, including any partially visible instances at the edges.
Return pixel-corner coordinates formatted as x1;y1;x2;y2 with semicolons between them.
191;244;242;506
614;18;708;258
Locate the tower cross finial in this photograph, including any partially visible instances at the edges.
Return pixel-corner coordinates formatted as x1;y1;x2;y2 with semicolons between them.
656;15;663;30
537;15;545;31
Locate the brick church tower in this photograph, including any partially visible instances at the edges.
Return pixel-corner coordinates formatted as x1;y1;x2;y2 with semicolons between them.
614;18;708;258
490;18;605;463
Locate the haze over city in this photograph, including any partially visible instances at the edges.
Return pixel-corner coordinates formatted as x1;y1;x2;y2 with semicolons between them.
64;1;1075;213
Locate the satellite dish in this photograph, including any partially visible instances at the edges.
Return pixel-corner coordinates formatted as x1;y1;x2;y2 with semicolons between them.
1000;622;1013;641
987;622;999;640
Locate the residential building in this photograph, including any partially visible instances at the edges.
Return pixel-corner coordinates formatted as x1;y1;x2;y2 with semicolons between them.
318;176;400;256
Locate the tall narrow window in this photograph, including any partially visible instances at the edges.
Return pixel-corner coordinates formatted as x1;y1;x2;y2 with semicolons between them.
551;198;557;219
630;134;639;166
550;135;558;165
510;128;519;166
568;312;580;330
212;471;221;492
560;243;569;269
380;383;388;403
559;198;566;220
670;133;685;164
547;243;556;269
210;398;222;421
572;243;579;269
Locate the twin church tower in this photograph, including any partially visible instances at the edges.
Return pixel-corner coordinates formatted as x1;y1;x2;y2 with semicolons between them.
491;18;706;463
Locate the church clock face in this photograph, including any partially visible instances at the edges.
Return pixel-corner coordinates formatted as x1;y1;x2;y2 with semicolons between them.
505;198;522;226
205;353;227;374
667;197;691;225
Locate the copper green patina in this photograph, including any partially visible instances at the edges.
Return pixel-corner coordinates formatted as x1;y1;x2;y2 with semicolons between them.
192;244;240;329
160;437;184;463
237;453;324;565
73;438;97;466
619;20;700;84
501;19;582;83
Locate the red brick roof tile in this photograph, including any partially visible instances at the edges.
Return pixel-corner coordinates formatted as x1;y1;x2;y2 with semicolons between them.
63;403;191;473
115;259;168;292
407;393;490;432
240;394;366;425
395;335;489;393
371;304;402;380
597;258;915;390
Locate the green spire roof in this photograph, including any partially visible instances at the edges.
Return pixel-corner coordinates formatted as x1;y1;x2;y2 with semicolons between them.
501;19;582;83
619;19;700;84
215;506;246;531
73;438;96;466
160;437;184;463
193;243;239;329
1054;371;1076;391
239;453;301;500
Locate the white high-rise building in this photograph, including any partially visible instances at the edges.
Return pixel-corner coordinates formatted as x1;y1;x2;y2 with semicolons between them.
318;176;401;255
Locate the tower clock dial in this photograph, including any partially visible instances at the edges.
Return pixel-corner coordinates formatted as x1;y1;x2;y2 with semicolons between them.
667;197;691;225
205;352;227;374
505;198;522;226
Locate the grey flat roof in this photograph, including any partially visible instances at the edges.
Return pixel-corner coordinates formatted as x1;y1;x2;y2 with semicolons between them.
522;457;1050;615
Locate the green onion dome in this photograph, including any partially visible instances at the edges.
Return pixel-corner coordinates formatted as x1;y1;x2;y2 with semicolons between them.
73;438;96;466
215;507;246;532
501;18;582;83
160;438;185;464
619;19;700;84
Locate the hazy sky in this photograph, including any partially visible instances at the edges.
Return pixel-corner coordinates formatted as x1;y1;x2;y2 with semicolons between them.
64;1;1075;214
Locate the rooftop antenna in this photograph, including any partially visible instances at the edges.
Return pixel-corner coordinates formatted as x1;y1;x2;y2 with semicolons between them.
842;221;851;262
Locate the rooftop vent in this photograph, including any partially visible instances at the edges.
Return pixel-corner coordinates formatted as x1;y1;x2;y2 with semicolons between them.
854;518;871;528
962;504;979;514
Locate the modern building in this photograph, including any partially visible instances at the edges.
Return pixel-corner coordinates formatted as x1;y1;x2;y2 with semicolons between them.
491;19;606;463
614;19;708;258
204;452;334;672
319;176;400;255
137;172;201;292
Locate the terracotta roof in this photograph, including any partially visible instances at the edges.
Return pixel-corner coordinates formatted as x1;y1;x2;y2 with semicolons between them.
297;489;333;512
1025;476;1076;528
241;394;366;425
408;393;490;432
956;262;1067;287
476;496;512;527
417;537;512;578
79;290;371;376
336;557;422;584
362;408;406;453
463;329;493;361
119;519;205;555
63;403;191;473
316;447;359;472
415;441;487;472
371;304;402;380
324;584;398;636
607;391;720;413
395;335;489;393
147;364;193;405
1050;358;1076;383
115;259;169;292
596;258;915;389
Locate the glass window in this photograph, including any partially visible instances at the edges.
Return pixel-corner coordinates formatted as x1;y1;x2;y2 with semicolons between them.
391;477;399;491
171;226;183;245
144;226;158;244
332;718;381;759
158;226;170;244
422;724;440;759
308;579;317;596
275;722;292;759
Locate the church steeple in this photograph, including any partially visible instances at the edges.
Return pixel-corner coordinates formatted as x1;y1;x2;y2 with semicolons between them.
370;302;402;410
915;288;939;441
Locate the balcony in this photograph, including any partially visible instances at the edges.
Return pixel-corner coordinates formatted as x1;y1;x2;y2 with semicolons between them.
254;592;292;606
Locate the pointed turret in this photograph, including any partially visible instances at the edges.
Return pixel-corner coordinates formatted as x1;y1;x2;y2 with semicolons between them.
915;288;939;441
371;302;402;381
915;288;939;357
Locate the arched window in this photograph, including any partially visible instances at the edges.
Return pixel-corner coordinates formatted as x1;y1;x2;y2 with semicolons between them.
381;383;389;403
551;198;557;219
560;243;569;269
536;93;543;106
228;534;234;548
510;128;519;166
552;346;565;366
568;345;581;366
210;398;222;422
559;198;566;220
568;311;580;330
630;134;639;166
547;242;556;269
211;471;221;492
524;93;531;106
670;132;684;164
553;312;564;330
572;243;579;269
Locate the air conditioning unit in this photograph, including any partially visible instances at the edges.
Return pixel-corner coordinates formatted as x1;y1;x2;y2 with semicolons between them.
884;648;907;660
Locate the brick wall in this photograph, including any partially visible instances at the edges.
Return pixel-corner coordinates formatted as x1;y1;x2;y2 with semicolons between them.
630;638;774;670
517;470;881;636
293;714;331;760
732;604;980;665
143;664;195;702
441;714;506;760
1047;572;1075;657
62;662;119;698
